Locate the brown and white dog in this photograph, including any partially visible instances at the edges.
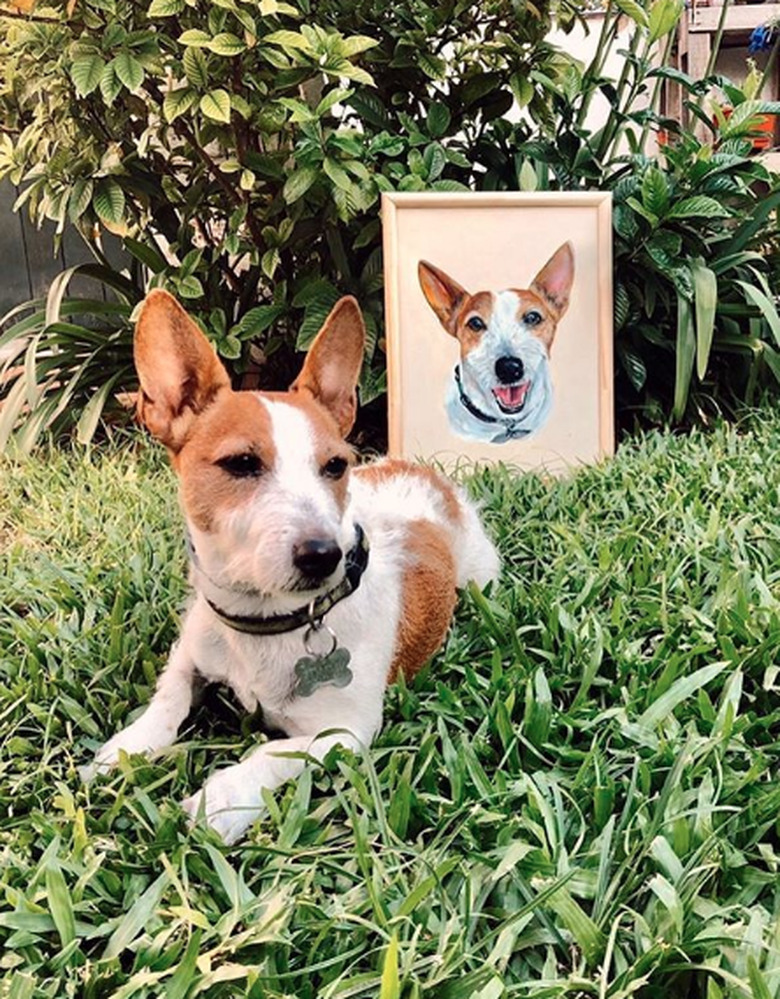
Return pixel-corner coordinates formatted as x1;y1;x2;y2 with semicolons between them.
82;290;500;843
419;243;575;444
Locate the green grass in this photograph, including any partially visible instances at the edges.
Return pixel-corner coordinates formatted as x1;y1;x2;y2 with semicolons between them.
1;418;780;998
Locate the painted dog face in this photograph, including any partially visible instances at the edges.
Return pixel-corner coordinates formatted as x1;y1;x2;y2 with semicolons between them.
418;243;574;440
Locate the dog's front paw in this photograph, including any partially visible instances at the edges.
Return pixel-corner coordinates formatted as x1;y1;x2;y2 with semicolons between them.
80;717;164;783
182;764;263;844
80;732;129;783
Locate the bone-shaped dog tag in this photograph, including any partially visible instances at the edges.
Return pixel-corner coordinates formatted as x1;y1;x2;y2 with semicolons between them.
293;646;353;697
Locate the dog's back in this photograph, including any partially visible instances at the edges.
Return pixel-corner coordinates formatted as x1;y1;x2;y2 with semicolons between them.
350;459;499;681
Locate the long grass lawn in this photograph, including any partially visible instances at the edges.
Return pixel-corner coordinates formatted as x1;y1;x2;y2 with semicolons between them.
1;418;780;999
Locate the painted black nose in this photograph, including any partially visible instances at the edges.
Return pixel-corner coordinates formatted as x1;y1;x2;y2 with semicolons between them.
293;538;342;580
495;356;524;384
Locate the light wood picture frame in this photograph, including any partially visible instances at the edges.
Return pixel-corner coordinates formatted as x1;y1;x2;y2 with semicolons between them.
382;192;614;472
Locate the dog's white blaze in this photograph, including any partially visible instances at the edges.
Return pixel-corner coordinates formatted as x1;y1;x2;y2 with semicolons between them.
486;291;547;365
260;397;350;547
490;290;524;342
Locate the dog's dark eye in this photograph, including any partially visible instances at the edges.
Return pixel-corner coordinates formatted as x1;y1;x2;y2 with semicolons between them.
216;453;263;478
524;310;543;327
466;316;486;332
322;456;349;480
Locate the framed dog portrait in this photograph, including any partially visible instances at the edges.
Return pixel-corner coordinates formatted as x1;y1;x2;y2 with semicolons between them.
382;192;614;473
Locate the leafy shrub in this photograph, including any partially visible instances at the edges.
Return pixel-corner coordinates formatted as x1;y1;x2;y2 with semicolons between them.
471;0;780;426
0;0;575;447
2;0;779;447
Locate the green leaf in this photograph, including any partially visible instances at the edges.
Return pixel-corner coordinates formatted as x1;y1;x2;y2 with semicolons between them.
147;0;183;15
209;32;245;56
340;34;379;57
68;179;94;222
649;0;684;42
614;0;649;28
235;304;285;338
112;51;144;92
217;334;242;359
638;662;727;730
178;28;213;47
103;873;169;959
426;101;451;138
348;90;390;129
176;275;204;298
283;166;318;204
183;47;209;87
262;248;280;279
423;143;446;181
691;258;717;380
99;64;122;105
45;863;76;947
70;54;105;97
263;30;313;53
93;179;125;225
332;61;375;87
648;874;683;936
430;178;468;192
77;372;123;444
323;158;352;191
418;52;446;80
316;87;352;117
380;934;400;999
200;89;231;123
642;167;670;217
735;280;780;348
510;72;534;108
673;293;694;420
667;196;731;220
545;885;605;966
124;237;167;272
163;87;197;122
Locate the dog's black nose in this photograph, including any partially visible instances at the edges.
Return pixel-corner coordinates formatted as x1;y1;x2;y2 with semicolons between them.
495;356;525;384
293;538;343;580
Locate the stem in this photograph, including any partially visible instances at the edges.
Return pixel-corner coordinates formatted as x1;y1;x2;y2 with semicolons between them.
758;29;780;98
691;0;731;123
576;10;621;130
704;0;731;78
639;29;678;152
596;23;645;164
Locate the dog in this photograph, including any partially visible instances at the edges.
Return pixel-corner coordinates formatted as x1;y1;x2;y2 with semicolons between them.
418;242;575;444
82;290;500;843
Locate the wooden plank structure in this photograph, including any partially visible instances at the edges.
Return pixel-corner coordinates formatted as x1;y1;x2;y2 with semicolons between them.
664;0;780;142
0;178;126;327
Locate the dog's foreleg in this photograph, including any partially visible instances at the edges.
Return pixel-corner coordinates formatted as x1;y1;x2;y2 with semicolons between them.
182;724;372;844
81;640;196;780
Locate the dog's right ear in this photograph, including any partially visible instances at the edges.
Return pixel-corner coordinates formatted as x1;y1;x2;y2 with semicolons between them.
418;261;468;336
134;289;230;449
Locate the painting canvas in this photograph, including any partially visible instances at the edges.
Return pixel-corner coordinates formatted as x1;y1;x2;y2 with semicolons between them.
382;192;614;472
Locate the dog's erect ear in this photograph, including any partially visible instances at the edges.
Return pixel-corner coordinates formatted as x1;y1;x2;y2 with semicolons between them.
290;296;365;437
418;261;468;336
134;289;230;449
530;242;575;318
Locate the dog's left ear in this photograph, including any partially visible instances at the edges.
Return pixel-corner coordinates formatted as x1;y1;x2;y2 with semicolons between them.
290;296;365;436
531;242;575;318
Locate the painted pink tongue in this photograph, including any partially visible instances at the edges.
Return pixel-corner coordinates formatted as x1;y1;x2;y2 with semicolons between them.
494;381;530;409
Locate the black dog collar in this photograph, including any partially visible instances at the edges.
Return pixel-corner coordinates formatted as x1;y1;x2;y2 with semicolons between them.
453;365;531;442
454;364;500;426
192;525;370;636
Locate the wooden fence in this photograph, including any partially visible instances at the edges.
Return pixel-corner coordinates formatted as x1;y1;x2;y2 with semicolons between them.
0;179;126;323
